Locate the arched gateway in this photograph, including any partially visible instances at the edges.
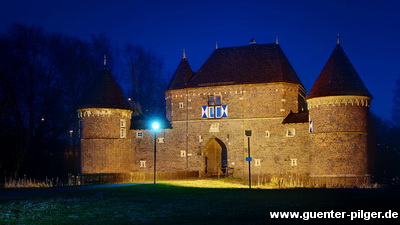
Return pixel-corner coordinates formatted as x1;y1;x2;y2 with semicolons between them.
203;138;227;176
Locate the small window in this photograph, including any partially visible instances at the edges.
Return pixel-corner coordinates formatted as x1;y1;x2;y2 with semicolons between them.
208;95;221;106
140;161;146;168
198;135;203;143
158;137;165;143
179;102;184;108
180;150;186;157
290;159;297;166
137;132;143;138
120;119;126;128
215;96;221;105
286;128;295;137
265;131;270;138
254;159;261;166
120;127;126;138
208;96;215;106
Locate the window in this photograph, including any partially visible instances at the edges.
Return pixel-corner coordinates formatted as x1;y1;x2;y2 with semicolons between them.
208;95;222;118
198;135;203;143
290;159;297;166
140;161;146;168
158;137;165;143
120;119;126;128
180;150;186;157
255;159;261;166
120;128;126;138
286;128;295;137
265;131;270;138
137;132;143;138
179;102;184;108
120;119;126;138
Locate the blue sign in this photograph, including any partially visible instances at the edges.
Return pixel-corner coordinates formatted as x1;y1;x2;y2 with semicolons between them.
201;105;228;118
246;157;252;161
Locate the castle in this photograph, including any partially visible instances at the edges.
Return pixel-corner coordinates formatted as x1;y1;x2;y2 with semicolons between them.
77;39;372;187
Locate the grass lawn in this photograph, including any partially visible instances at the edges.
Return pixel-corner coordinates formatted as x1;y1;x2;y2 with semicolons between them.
0;179;399;225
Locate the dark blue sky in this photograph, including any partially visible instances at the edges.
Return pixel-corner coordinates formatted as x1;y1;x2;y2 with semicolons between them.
1;0;399;120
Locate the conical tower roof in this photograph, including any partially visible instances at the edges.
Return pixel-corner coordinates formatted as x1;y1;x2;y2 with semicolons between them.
79;66;131;110
168;54;194;90
307;44;372;99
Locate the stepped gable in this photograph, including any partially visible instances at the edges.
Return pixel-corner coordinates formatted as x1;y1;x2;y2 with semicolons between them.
186;43;304;88
168;57;194;90
307;44;372;99
79;66;131;110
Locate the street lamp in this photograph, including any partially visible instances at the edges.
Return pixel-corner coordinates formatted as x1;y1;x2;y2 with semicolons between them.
245;130;252;189
152;122;160;184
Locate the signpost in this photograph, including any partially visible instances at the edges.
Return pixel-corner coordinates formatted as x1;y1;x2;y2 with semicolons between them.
245;130;252;189
152;122;160;184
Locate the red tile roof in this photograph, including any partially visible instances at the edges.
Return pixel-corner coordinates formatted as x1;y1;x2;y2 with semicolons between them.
307;44;372;99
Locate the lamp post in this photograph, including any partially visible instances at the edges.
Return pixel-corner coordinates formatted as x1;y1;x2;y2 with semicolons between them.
245;130;252;189
152;122;160;184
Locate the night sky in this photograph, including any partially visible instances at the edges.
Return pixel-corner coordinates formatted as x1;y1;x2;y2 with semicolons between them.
1;0;399;121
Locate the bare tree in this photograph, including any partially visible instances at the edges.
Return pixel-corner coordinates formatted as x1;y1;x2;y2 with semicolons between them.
123;44;167;118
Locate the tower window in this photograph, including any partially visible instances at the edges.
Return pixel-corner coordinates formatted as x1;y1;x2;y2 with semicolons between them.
290;159;297;166
120;119;127;138
265;131;270;138
179;102;184;108
286;128;295;137
120;119;126;127
158;137;165;143
120;128;126;138
140;161;146;168
255;159;261;166
137;132;143;138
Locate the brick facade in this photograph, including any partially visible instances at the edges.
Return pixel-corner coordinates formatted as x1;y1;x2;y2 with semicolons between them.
78;42;372;187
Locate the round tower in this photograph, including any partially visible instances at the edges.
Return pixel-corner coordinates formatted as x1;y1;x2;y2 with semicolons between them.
307;43;372;187
78;64;133;174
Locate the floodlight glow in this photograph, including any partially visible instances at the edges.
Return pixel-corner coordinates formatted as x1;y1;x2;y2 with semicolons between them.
152;122;160;130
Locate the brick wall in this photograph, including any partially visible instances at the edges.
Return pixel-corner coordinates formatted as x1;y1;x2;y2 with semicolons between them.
79;108;133;174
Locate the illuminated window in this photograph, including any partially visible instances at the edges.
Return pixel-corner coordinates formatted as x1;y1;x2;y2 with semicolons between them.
265;131;270;138
120;119;126;127
140;161;146;168
254;159;261;166
179;102;184;108
120;128;126;138
286;128;295;137
158;137;164;143
290;159;297;166
180;150;186;157
137;132;143;138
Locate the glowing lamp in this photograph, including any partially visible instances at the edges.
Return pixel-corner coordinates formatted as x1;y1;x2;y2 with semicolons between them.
152;122;160;130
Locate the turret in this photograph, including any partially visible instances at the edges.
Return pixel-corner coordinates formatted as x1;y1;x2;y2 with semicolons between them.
78;62;133;174
306;40;372;187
